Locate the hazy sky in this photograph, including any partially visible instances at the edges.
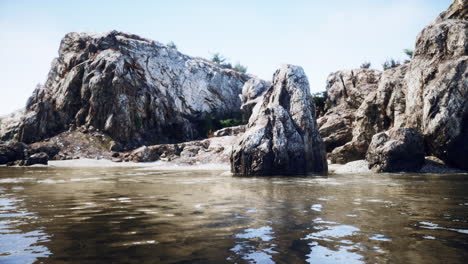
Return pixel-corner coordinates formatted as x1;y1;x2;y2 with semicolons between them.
0;0;452;115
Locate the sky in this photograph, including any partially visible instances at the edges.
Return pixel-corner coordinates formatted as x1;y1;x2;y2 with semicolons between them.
0;0;452;116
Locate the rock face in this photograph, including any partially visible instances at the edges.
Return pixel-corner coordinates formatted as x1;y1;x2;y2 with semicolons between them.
401;15;468;170
0;141;49;166
231;65;327;176
4;31;249;148
366;128;425;172
328;0;468;170
318;69;381;152
212;125;246;137
329;65;407;163
239;77;270;117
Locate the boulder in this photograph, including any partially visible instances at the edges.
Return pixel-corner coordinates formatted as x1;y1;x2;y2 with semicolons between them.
366;128;425;172
5;31;249;148
231;64;328;176
24;152;49;166
0;141;29;164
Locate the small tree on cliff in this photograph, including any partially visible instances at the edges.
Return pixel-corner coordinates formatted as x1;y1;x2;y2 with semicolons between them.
360;62;371;69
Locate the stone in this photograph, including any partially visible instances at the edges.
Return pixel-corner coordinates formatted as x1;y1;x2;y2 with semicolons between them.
329;65;408;163
4;31;250;149
318;69;381;153
24;152;49;166
401;16;468;170
0;141;29;164
212;125;246;137
239;77;271;117
366;128;425;172
231;64;328;176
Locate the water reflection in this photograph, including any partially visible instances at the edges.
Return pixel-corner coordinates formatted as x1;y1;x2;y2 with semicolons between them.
0;167;467;263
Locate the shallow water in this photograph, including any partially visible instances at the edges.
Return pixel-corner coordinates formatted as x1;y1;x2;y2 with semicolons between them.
0;167;467;264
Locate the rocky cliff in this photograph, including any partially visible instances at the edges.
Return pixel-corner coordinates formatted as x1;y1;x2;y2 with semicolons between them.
1;31;249;149
231;65;327;176
323;0;467;170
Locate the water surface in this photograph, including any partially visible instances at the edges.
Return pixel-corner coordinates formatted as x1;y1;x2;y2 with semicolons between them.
0;167;467;263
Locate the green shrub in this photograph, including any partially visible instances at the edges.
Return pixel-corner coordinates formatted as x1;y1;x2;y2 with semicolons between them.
233;63;248;73
360;62;371;69
167;41;177;50
312;91;328;117
403;49;413;59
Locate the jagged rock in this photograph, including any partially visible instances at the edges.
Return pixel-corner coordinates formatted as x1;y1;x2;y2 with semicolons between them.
434;0;467;23
366;128;425;172
318;69;381;152
329;65;408;163
239;78;270;117
325;69;381;110
212;125;246;137
24;152;49;166
400;16;468;170
6;31;249;148
0;109;24;141
231;64;328;176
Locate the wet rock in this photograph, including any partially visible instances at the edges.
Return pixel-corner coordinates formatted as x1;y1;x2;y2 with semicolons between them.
6;31;249;148
213;125;246;137
24;152;49;166
366;128;425;172
231;64;328;176
317;106;354;152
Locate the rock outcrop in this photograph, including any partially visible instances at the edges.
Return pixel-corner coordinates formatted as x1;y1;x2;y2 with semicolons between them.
327;0;467;170
317;69;381;152
231;65;327;176
2;31;249;149
401;12;468;170
366;128;425;172
329;65;407;163
0;141;50;166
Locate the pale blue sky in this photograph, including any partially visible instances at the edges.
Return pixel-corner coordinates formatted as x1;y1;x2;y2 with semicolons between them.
0;0;452;115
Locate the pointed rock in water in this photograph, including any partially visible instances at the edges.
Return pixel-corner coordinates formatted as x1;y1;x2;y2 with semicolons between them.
4;31;249;148
366;128;425;173
231;64;328;176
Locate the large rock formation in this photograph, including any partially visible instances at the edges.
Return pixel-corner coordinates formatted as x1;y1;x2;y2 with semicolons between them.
317;69;381;152
2;31;249;149
231;65;327;176
366;128;425;172
329;65;407;163
328;0;467;170
401;11;468;170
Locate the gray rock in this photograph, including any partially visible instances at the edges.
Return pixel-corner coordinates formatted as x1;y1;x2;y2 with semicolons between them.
212;125;246;137
366;128;425;172
7;31;249;148
401;17;468;170
0;141;29;164
231;64;327;176
329;65;408;163
318;69;381;153
239;77;271;118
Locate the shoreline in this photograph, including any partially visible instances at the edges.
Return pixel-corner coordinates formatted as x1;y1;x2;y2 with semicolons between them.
1;158;466;175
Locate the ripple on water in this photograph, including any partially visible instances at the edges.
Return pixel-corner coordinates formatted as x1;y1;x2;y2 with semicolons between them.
419;221;468;235
230;226;276;263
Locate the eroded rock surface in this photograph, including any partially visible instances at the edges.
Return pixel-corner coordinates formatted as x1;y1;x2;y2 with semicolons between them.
231;65;327;176
366;128;425;172
240;78;270;118
4;31;249;149
318;69;381;152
